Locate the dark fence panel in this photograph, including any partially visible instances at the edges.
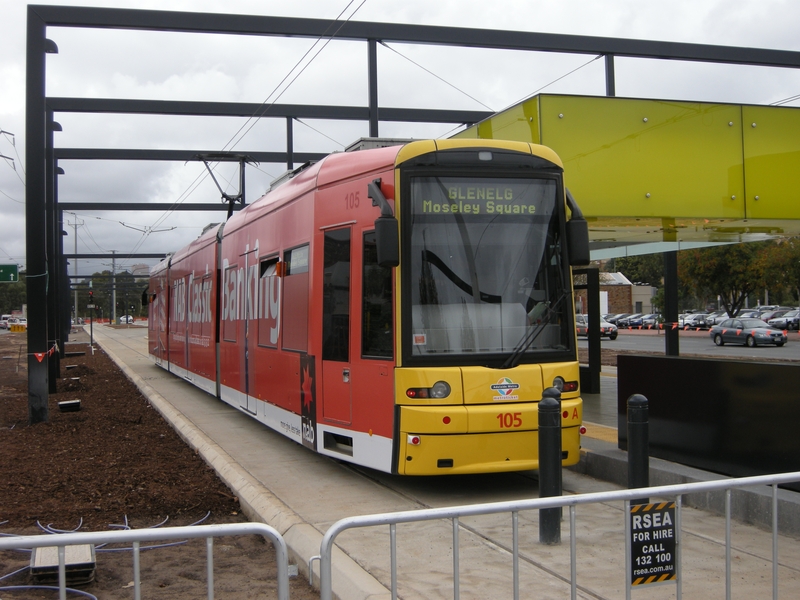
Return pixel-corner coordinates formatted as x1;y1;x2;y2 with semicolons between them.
617;355;800;491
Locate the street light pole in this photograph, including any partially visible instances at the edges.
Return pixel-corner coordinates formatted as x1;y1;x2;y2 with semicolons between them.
67;214;83;321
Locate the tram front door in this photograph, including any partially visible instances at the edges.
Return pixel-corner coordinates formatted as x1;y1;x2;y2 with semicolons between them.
321;227;353;424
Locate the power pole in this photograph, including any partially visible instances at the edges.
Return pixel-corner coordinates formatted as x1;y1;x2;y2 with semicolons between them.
67;215;84;320
111;250;116;324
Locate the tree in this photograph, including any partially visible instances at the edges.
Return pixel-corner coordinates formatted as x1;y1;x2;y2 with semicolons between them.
612;254;664;287
678;242;773;316
0;273;26;314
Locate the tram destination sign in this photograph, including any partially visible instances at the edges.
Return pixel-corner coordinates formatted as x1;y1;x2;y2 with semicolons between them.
629;502;677;587
0;264;18;283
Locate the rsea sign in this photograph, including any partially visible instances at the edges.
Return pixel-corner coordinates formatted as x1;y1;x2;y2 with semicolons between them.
629;502;677;586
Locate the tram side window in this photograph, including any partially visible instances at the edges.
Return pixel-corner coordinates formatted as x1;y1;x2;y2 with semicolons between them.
201;276;213;339
258;256;280;348
323;229;350;362
362;231;393;359
222;265;238;343
173;277;187;336
282;245;309;352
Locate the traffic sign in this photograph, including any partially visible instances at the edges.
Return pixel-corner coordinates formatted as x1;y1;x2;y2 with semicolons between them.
628;502;677;587
0;264;19;283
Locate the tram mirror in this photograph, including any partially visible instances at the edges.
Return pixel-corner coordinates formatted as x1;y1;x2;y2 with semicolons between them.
566;217;590;266
375;216;399;268
565;188;590;266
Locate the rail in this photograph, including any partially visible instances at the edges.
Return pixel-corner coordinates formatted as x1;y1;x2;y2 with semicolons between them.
0;521;289;600
319;471;800;600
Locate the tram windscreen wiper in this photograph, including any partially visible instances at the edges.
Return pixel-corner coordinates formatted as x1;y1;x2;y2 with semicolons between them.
501;293;567;370
421;250;502;303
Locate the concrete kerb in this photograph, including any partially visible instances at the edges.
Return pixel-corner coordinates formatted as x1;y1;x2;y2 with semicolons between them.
92;333;391;600
573;442;800;538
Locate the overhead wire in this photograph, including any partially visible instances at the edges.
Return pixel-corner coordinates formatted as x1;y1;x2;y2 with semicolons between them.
378;41;496;111
294;118;348;149
498;53;604;113
222;0;368;154
0;128;26;187
120;0;369;267
393;51;604;140
0;188;23;204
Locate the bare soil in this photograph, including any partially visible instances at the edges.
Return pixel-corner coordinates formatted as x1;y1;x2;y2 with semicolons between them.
0;328;316;599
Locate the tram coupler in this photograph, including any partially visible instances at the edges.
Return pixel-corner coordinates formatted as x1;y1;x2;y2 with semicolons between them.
538;387;562;545
627;394;650;505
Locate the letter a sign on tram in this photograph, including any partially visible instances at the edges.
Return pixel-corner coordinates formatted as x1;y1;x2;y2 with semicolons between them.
0;264;18;283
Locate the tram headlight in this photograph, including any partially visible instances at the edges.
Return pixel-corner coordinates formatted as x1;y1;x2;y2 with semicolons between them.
430;381;451;398
551;376;579;393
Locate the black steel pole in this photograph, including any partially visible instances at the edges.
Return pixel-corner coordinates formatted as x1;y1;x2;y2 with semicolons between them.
627;394;650;505
25;8;50;424
46;114;60;393
664;251;680;356
367;38;379;137
605;54;616;96
538;388;562;544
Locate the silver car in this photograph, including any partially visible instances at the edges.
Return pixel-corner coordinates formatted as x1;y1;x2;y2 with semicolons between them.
709;318;787;347
768;309;799;330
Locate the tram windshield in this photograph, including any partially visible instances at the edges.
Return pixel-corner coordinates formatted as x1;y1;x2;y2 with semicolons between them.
406;175;571;362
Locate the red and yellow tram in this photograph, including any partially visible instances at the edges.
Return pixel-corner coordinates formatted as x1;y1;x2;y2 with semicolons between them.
149;138;590;475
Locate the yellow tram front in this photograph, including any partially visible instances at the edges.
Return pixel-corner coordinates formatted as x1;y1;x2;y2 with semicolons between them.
389;140;587;475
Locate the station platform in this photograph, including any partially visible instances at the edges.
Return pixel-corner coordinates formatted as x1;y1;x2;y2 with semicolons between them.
85;325;800;599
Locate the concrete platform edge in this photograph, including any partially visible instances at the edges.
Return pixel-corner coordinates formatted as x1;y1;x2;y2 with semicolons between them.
572;442;800;538
93;335;390;600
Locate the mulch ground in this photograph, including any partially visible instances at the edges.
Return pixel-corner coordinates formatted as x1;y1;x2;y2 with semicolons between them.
0;328;317;599
0;329;239;529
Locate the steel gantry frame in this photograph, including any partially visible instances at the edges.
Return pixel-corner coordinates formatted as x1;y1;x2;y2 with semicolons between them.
26;4;800;420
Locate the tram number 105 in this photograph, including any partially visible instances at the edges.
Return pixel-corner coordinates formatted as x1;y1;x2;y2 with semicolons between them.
496;412;522;428
345;191;361;209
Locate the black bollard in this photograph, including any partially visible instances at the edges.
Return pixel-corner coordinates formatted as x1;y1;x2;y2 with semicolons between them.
627;394;649;505
538;388;562;544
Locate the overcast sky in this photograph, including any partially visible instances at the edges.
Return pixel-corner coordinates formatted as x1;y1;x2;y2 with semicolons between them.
2;0;800;278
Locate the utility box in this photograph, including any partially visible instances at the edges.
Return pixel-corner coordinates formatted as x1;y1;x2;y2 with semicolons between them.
30;544;96;585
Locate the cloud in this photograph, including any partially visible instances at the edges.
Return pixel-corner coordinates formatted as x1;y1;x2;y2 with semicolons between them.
3;0;800;276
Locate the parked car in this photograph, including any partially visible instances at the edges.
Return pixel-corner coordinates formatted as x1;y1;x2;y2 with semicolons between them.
604;313;629;326
575;314;618;340
709;318;787;347
737;310;761;319
625;314;646;328
704;311;728;327
640;313;662;328
118;315;134;324
683;313;709;330
768;309;800;330
0;314;11;329
758;310;784;324
616;313;643;329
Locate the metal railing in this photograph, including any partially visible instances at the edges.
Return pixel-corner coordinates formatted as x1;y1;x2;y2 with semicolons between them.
0;521;289;600
319;471;800;600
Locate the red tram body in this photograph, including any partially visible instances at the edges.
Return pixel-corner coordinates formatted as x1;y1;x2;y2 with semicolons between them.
149;139;588;475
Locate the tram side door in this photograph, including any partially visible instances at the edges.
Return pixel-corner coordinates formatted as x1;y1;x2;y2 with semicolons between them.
321;227;352;423
241;248;258;414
